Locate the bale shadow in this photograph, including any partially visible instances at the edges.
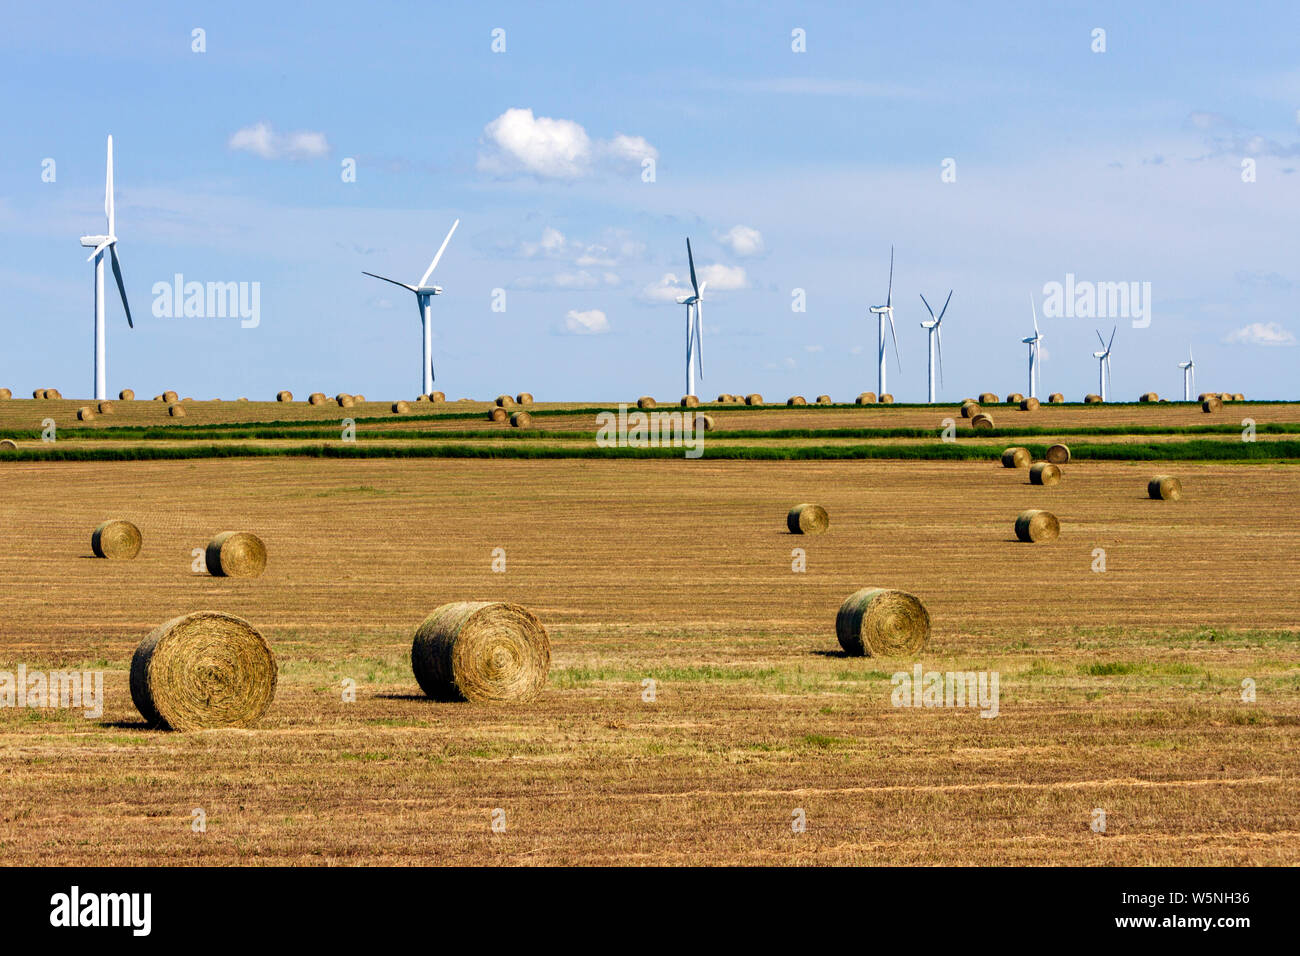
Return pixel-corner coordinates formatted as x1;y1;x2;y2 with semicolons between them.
372;693;428;701
811;649;848;658
98;720;153;730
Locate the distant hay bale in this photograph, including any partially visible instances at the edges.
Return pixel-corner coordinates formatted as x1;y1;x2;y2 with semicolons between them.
879;393;894;404
97;401;115;415
1201;396;1222;413
1005;392;1023;404
495;394;516;408
978;392;999;404
1084;393;1103;403
787;503;829;535
415;394;429;402
0;439;17;451
681;395;700;407
1030;461;1062;485
1015;508;1060;543
411;601;551;703
1048;392;1064;403
1220;392;1233;402
1019;397;1040;411
1233;393;1244;401
745;394;763;405
0;388;10;401
1148;475;1183;500
118;389;134;401
276;390;293;402
237;397;249;402
787;395;807;406
716;394;732;403
815;395;832;405
637;396;656;409
516;392;534;406
430;391;445;403
308;392;328;405
835;588;930;657
1139;392;1159;403
354;395;365;403
510;410;532;428
167;403;186;417
488;407;509;423
960;401;981;418
855;392;877;405
1001;446;1031;468
77;406;96;421
163;390;178;402
152;394;164;402
392;401;410;414
337;394;354;408
1045;443;1071;464
205;531;267;578
91;519;142;560
47;389;62;399
130;611;277;731
970;413;994;429
33;389;46;399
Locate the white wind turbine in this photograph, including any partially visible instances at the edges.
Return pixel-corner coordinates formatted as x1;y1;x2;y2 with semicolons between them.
674;238;705;397
1092;327;1116;401
363;219;460;395
79;135;134;400
868;246;901;397
1022;294;1044;399
918;290;951;404
1178;349;1195;401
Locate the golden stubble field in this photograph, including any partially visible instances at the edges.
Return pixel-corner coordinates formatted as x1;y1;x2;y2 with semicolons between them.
0;456;1297;865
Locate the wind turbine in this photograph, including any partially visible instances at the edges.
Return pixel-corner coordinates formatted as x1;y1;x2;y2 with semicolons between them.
918;290;951;403
1092;327;1116;401
674;238;705;397
363;219;460;395
1178;349;1195;401
1022;294;1044;400
79;135;133;401
868;246;901;397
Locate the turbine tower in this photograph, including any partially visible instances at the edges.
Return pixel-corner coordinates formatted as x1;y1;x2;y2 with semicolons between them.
674;238;705;397
1022;294;1044;400
79;135;133;400
918;290;951;404
362;219;460;395
1092;327;1116;401
868;246;901;397
1178;349;1195;401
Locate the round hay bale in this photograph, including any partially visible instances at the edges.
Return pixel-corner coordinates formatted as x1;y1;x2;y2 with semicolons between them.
970;413;994;429
879;393;894;404
716;394;732;403
118;388;134;401
0;388;10;401
130;611;277;731
681;395;700;408
392;400;410;414
745;394;763;405
237;397;249;402
636;396;656;409
787;503;829;535
33;389;46;399
415;394;429;402
1201;397;1222;413
1234;393;1245;402
1084;393;1103;404
978;392;999;404
787;395;807;406
167;403;186;417
430;392;445;403
1048;392;1064;403
91;519;142;560
495;394;516;408
152;394;164;401
487;407;508;423
516;392;534;406
693;413;715;431
354;395;366;403
205;531;267;578
815;395;832;405
0;439;17;451
411;601;551;703
510;410;532;428
276;390;293;402
1030;461;1062;485
1045;443;1071;464
47;389;62;399
855;392;877;405
97;401;115;415
1197;393;1211;402
835;588;930;657
77;406;96;421
960;401;981;418
1001;446;1031;468
1220;393;1233;402
1139;392;1158;403
336;394;354;408
308;392;328;405
1015;509;1060;543
1006;393;1024;404
163;390;178;403
1148;475;1183;501
1019;397;1040;411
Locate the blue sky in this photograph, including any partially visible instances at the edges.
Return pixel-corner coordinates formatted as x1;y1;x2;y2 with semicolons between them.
2;0;1298;401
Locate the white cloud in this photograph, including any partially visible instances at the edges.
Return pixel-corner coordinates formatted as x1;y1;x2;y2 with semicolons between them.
478;108;657;179
697;263;748;290
1223;322;1296;346
228;122;330;160
718;225;765;257
563;308;610;335
641;273;689;303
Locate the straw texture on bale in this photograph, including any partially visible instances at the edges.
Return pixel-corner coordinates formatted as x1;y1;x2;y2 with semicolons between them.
745;394;763;405
636;396;656;409
855;392;877;405
1048;393;1064;403
152;394;163;401
510;410;532;428
1202;397;1222;412
0;439;17;451
430;391;446;403
1220;393;1233;401
308;392;328;405
47;389;62;399
496;394;516;408
693;413;715;431
97;401;115;415
1019;397;1040;411
786;503;829;535
681;395;700;407
971;413;994;429
516;392;534;405
415;394;429;402
1001;446;1031;468
1084;393;1103;403
716;394;732;403
205;531;267;578
879;393;894;404
1015;509;1060;542
275;390;291;402
130;611;277;731
960;401;981;418
1148;475;1183;501
33;389;46;399
1006;393;1023;404
1045;443;1071;464
488;407;508;423
91;519;142;559
787;395;807;406
118;389;134;401
1233;393;1245;401
1140;392;1158;403
0;388;10;401
815;395;832;405
77;406;95;421
835;588;930;657
163;390;178;402
392;401;410;414
353;395;365;403
411;601;551;703
337;394;355;408
167;403;186;417
1030;461;1062;485
978;392;999;404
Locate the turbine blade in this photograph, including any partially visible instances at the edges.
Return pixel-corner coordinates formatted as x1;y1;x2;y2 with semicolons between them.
85;239;112;262
695;299;704;380
363;271;418;292
886;245;894;307
936;325;944;386
1096;329;1106;349
109;244;132;328
686;237;699;297
1108;326;1117;353
919;292;935;319
888;310;901;371
105;135;115;236
937;289;952;323
418;218;460;287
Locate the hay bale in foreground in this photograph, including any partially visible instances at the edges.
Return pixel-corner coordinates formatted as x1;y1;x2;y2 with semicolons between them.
91;519;142;560
1019;397;1040;411
855;392;877;405
411;601;551;703
1148;475;1183;500
430;391;446;403
815;395;832;405
1048;393;1064;403
167;403;186;417
392;401;410;414
960;401;981;418
163;390;178;402
787;395;807;406
510;410;532;428
488;407;508;423
1001;446;1031;468
496;394;516;408
787;503;829;535
971;413;994;429
1015;509;1060;543
97;401;115;415
308;392;328;406
276;390;293;402
205;531;267;578
1084;393;1103;404
77;406;96;421
130;611;277;731
835;588;930;657
0;439;17;451
879;393;894;404
978;392;999;404
693;413;715;431
745;394;763;405
1030;461;1062;485
636;396;656;409
681;395;700;408
0;388;10;401
1140;392;1158;403
1201;397;1222;413
118;389;134;401
1045;443;1071;464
